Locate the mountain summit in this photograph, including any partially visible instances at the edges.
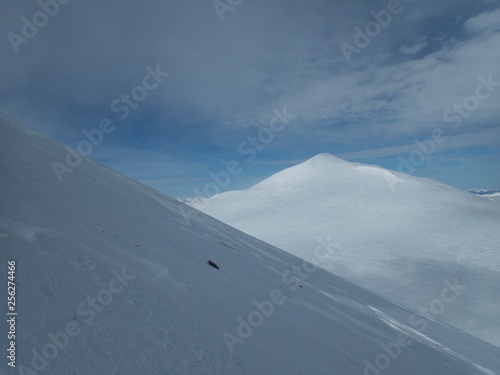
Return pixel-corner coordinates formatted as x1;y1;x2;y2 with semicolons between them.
302;152;349;164
191;154;500;347
250;153;406;194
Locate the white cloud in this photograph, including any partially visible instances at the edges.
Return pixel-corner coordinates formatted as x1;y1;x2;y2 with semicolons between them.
464;7;500;35
399;37;428;55
339;127;500;160
255;14;500;151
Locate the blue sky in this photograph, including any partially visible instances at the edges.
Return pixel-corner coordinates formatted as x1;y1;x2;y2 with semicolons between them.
1;0;499;197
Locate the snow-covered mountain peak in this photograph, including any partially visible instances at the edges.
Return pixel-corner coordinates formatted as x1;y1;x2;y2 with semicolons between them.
287;153;354;174
246;153;412;198
303;152;349;165
250;153;356;192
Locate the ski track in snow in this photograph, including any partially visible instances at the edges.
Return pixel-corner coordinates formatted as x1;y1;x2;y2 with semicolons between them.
368;306;497;375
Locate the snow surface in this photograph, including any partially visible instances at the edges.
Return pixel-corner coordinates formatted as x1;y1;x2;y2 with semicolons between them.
1;121;500;374
190;153;500;348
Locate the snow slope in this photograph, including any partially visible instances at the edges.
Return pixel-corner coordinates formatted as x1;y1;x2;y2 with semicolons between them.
190;153;500;348
1;122;500;375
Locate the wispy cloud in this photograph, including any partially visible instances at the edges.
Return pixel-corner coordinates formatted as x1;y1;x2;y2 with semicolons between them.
464;7;500;35
399;37;428;55
339;127;500;161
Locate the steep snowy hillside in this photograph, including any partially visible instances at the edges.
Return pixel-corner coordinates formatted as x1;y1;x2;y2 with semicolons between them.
190;153;500;348
1;122;500;375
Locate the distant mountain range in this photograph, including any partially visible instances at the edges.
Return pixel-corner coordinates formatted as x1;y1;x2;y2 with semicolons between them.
467;188;500;202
